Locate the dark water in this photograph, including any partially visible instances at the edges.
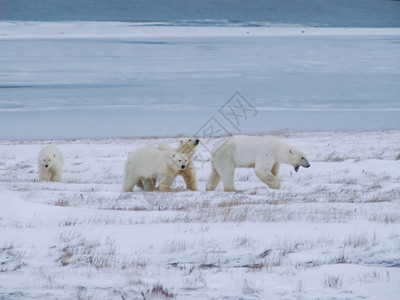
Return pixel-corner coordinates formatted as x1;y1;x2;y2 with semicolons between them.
1;0;400;27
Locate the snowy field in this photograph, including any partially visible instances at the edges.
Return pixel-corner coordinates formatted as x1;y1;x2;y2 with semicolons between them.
1;131;400;299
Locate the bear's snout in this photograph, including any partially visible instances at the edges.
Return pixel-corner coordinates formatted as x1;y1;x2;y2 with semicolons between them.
303;159;311;168
45;164;49;168
194;139;199;145
181;165;186;169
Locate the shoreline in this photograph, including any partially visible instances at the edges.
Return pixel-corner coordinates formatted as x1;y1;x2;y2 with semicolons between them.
1;21;400;40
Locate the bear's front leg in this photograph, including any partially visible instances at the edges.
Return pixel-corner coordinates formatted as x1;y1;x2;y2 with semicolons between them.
181;166;198;191
219;165;240;192
254;168;281;189
142;178;156;191
39;167;52;181
158;174;174;192
51;170;62;182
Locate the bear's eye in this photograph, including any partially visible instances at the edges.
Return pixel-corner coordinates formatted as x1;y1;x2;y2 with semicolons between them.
54;155;56;157
301;157;304;160
189;139;192;141
179;159;181;162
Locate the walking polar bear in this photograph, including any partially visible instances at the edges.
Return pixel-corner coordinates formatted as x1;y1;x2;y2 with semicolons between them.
123;145;188;192
38;145;64;182
206;135;310;192
145;138;200;191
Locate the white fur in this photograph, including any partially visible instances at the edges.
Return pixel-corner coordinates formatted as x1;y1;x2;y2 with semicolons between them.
38;145;64;182
206;135;310;192
123;146;188;192
144;138;199;191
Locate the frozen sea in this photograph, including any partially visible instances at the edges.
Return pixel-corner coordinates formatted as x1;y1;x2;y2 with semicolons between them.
1;0;400;140
1;23;400;140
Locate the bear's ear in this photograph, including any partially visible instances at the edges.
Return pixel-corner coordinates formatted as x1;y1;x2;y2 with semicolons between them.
172;153;175;158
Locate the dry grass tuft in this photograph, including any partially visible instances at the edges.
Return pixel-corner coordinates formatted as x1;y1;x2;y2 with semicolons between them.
142;284;175;299
324;274;343;289
58;233;116;269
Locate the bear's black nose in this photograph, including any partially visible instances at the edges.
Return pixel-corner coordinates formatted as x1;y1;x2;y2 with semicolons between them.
181;165;185;169
45;165;49;168
194;139;199;145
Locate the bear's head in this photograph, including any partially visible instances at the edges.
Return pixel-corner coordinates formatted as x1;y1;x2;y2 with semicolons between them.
41;153;57;169
168;152;188;172
177;138;199;155
288;148;310;172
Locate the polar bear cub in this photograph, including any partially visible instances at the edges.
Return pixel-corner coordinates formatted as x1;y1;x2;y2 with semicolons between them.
38;145;64;182
206;135;310;192
147;138;199;191
123;146;188;192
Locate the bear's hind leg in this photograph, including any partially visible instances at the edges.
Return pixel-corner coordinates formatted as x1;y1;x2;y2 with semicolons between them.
206;164;220;191
254;167;281;189
123;173;138;192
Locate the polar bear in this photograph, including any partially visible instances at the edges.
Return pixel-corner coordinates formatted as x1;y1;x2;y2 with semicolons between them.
206;135;310;192
140;138;200;191
123;146;188;192
38;145;64;182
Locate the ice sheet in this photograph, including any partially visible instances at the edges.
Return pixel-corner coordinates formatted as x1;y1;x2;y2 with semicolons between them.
1;23;399;140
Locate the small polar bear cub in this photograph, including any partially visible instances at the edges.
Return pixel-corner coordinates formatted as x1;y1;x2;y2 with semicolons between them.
206;135;310;192
38;145;64;182
123;146;188;192
146;138;200;191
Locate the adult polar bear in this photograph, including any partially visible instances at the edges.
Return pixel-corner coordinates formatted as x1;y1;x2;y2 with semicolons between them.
206;135;310;192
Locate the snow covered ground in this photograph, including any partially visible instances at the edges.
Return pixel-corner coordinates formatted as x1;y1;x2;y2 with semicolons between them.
1;131;400;299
